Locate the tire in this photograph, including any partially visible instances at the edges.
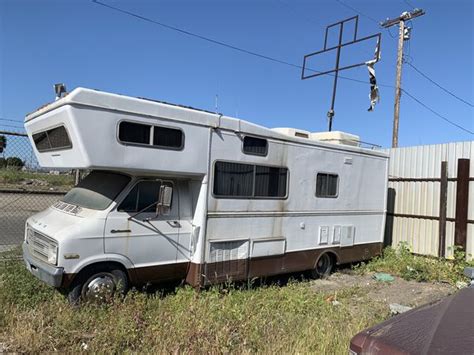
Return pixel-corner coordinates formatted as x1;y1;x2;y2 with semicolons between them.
67;267;129;305
311;253;334;279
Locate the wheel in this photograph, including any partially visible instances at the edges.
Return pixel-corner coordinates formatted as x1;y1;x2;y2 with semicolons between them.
68;267;129;305
311;253;334;279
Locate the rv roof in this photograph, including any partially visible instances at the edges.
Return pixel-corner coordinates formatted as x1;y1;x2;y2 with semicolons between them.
25;87;387;158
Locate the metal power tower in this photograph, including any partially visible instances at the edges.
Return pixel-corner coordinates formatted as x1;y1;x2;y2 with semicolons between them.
381;9;425;148
301;16;381;131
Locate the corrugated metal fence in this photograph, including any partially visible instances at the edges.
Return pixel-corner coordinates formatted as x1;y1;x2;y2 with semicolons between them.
384;141;473;259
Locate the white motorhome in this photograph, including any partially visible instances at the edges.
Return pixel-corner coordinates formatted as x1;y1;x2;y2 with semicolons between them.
22;88;389;303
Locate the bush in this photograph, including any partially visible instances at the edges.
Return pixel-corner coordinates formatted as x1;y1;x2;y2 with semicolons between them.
355;242;474;284
5;156;24;169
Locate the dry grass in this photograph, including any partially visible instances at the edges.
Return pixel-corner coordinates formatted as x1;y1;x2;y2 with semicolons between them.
1;244;470;353
0;256;387;353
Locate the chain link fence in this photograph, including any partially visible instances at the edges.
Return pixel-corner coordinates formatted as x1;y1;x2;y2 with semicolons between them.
0;130;74;256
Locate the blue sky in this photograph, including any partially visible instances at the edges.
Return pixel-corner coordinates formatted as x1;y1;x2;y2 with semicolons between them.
1;0;473;148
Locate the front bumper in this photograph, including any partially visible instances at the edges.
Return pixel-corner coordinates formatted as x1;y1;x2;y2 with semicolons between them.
22;242;64;288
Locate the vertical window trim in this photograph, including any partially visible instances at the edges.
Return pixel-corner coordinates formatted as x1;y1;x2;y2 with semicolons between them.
117;119;185;151
212;160;289;200
242;136;268;157
315;172;339;198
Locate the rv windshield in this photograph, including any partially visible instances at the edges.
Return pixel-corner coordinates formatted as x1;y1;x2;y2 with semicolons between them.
61;171;131;210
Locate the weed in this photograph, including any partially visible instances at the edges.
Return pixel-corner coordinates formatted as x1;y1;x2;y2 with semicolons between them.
355;242;474;284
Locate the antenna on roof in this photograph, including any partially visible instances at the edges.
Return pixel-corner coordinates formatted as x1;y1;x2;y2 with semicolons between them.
215;94;219;113
54;83;67;101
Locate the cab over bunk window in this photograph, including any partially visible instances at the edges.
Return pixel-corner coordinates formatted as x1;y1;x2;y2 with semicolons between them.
119;121;184;150
213;161;287;198
153;126;183;149
118;121;151;145
243;136;268;156
316;173;339;198
32;126;72;152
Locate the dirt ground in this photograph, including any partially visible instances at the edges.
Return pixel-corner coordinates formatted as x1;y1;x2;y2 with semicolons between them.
310;269;456;309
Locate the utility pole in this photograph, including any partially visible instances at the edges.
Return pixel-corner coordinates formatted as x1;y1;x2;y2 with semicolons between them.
381;9;425;148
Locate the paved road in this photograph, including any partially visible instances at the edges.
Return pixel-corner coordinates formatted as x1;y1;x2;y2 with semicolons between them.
0;192;63;246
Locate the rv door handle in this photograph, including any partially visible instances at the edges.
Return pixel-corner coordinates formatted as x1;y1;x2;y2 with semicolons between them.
110;229;131;234
167;221;181;228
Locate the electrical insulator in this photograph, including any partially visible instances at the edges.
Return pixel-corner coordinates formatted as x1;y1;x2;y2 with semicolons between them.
403;27;411;41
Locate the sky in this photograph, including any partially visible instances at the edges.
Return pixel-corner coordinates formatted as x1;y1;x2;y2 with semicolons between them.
0;0;473;149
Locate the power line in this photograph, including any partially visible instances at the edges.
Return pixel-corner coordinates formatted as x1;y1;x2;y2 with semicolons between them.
333;0;379;24
91;0;392;88
406;62;474;108
402;89;474;135
403;0;416;9
0;123;25;130
0;118;23;124
92;0;473;136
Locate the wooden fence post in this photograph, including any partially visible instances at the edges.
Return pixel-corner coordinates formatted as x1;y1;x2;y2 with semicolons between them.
438;161;448;257
454;159;470;251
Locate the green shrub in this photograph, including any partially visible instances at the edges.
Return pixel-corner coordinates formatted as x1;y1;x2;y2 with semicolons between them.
355;242;474;284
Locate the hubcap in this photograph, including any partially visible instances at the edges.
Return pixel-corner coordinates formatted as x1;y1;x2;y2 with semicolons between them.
83;274;116;302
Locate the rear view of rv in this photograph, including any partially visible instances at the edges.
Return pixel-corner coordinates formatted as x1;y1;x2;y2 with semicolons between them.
22;87;389;303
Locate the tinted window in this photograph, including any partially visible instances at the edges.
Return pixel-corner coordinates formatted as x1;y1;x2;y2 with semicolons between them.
32;126;72;152
213;162;254;197
119;121;151;144
316;173;338;198
61;171;130;210
214;161;287;198
243;136;268;156
255;166;287;197
153;126;183;149
118;180;161;213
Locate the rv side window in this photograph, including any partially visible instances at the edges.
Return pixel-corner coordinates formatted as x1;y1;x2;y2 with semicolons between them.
119;121;151;145
118;181;162;212
213;162;254;197
255;166;287;197
213;161;288;198
316;173;338;198
243;136;268;156
32;125;72;152
153;126;183;149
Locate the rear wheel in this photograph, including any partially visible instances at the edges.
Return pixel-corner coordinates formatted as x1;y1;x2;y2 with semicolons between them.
68;267;128;305
311;253;334;279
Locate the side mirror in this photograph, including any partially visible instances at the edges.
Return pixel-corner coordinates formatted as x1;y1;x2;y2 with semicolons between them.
156;185;173;216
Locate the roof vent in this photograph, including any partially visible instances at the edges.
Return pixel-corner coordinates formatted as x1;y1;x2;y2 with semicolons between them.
271;127;311;139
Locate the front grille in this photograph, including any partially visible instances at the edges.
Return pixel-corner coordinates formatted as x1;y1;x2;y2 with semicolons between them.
26;227;57;265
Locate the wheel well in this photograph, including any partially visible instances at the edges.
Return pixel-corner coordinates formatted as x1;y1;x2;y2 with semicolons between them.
69;261;129;287
316;251;339;267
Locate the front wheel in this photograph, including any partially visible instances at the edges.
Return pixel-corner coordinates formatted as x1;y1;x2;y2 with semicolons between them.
68;267;129;305
311;253;334;279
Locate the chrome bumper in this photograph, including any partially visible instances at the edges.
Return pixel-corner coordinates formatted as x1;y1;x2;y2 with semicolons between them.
22;242;63;288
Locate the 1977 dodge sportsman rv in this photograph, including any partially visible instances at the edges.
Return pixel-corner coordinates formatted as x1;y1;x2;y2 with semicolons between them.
23;87;389;303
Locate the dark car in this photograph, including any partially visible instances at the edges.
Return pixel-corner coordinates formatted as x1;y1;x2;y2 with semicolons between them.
349;268;474;355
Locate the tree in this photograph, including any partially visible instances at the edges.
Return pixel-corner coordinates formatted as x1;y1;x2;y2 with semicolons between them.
0;135;6;153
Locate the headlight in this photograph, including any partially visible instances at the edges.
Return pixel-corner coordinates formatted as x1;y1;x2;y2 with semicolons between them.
48;245;58;265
